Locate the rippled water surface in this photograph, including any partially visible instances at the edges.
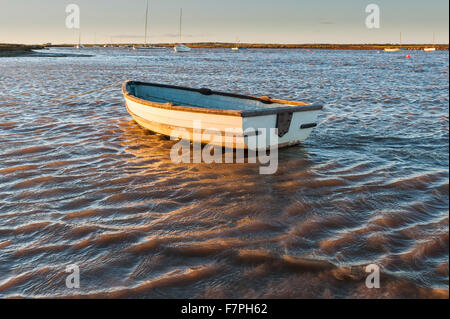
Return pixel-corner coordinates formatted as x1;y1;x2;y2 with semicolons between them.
0;48;448;298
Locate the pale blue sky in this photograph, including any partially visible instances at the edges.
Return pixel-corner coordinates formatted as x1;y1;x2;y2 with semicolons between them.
0;0;448;44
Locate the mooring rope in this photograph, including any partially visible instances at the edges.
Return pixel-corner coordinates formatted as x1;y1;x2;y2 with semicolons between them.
52;82;122;102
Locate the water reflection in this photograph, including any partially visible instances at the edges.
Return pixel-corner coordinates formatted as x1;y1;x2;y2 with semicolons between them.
0;48;448;298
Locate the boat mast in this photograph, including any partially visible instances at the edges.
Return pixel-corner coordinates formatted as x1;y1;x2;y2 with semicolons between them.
144;0;149;46
399;32;402;45
179;8;182;43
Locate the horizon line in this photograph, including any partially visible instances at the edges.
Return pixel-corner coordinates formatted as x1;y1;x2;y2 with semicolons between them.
2;42;449;46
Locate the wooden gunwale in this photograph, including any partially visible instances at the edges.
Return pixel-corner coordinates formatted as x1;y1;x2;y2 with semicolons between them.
122;81;323;118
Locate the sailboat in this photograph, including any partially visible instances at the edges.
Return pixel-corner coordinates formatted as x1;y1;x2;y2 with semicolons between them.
75;31;85;49
231;39;247;51
384;32;402;52
232;38;240;51
134;0;164;50
424;33;436;51
174;9;191;52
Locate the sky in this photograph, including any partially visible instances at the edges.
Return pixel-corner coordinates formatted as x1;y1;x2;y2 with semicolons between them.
0;0;448;44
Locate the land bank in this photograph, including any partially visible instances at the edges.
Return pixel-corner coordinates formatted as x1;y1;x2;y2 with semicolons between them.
152;43;449;50
2;43;448;57
0;44;44;57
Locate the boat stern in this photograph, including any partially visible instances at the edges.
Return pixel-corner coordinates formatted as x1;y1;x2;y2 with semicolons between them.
242;105;323;150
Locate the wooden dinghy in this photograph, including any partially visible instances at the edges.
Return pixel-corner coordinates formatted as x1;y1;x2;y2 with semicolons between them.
122;81;323;149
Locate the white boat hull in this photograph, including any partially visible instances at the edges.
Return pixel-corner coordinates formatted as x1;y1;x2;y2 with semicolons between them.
122;81;322;150
384;48;400;52
174;45;191;52
424;48;436;52
134;46;166;50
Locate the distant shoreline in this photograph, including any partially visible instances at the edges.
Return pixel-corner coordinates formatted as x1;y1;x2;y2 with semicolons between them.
1;43;448;57
155;43;450;50
48;43;450;50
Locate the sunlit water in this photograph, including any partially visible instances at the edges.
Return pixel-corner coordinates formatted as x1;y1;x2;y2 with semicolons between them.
0;47;448;298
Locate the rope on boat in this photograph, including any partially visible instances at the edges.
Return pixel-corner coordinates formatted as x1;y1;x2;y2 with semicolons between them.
52;82;122;102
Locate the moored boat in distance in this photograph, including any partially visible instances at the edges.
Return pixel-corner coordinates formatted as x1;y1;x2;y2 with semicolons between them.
384;33;403;52
133;45;166;50
174;8;191;53
424;33;437;52
232;39;247;51
75;31;84;49
174;44;191;52
134;1;166;52
384;48;401;52
122;81;323;150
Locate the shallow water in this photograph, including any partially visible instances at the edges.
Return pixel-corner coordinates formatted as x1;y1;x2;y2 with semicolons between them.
0;47;448;298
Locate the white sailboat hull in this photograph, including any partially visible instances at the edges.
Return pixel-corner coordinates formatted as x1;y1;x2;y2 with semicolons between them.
174;45;191;52
384;48;400;52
